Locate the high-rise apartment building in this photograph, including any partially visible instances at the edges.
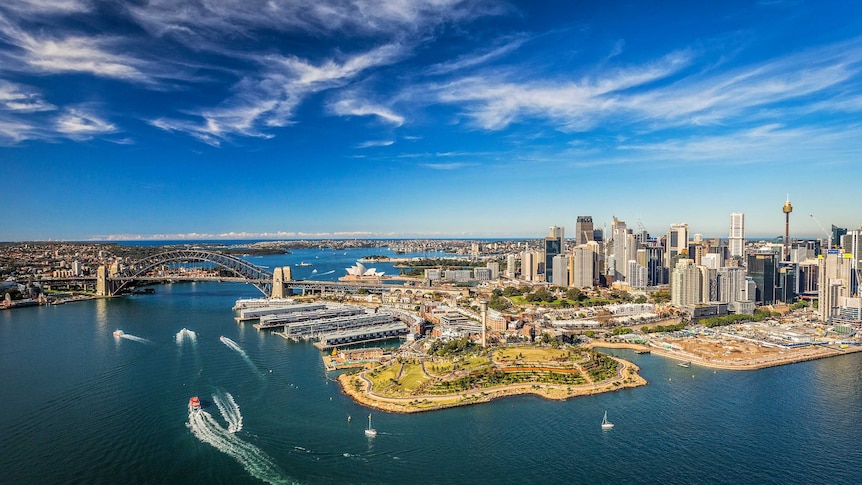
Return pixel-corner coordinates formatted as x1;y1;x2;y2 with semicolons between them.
552;254;569;287
521;251;536;282
729;212;745;259
570;244;598;288
717;266;747;304
819;250;852;322
671;259;702;306
575;216;594;245
506;254;517;278
840;229;862;296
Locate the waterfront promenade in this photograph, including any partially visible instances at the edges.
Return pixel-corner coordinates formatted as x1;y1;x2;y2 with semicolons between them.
592;340;862;370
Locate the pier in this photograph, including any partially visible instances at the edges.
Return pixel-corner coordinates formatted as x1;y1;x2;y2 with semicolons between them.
314;323;409;350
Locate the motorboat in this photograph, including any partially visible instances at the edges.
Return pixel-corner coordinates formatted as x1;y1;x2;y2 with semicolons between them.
189;396;201;411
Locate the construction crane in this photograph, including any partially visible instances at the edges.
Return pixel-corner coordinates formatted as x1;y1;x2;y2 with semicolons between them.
810;214;832;250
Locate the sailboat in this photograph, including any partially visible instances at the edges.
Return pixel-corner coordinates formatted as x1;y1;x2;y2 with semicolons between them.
364;413;377;437
601;410;614;430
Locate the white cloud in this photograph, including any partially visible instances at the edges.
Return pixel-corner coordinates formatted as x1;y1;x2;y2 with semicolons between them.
420;161;476;170
56;109;117;138
435;49;693;130
329;95;404;125
0;0;91;16
152;44;405;143
432;37;862;133
0;80;54;112
125;0;502;42
356;139;394;148
426;34;528;75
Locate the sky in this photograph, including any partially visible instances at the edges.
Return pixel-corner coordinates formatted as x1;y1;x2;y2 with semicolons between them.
2;0;862;241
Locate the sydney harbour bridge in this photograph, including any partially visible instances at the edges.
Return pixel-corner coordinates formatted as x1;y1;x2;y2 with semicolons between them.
42;249;464;298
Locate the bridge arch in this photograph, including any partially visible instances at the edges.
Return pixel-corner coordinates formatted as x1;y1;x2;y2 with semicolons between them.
113;249;273;296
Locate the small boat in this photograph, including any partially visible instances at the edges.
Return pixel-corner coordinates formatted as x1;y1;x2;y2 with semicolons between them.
189;396;201;411
298;262;312;266
601;410;614;430
677;361;691;368
364;414;377;437
634;349;650;354
113;329;124;337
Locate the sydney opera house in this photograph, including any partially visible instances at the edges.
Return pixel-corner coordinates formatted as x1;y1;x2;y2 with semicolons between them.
341;261;385;281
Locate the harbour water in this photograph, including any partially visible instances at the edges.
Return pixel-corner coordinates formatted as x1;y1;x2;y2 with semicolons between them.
2;248;861;484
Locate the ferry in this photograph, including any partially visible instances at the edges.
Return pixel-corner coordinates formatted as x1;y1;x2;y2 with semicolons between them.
113;329;124;337
189;396;201;411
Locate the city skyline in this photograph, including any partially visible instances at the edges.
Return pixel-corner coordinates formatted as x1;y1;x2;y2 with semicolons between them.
3;1;862;241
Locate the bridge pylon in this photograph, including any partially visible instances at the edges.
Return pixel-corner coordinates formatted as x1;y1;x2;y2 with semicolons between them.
270;266;293;298
96;266;108;296
272;267;285;299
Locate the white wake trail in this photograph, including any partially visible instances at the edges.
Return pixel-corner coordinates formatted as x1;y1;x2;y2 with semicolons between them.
120;334;151;344
175;328;197;345
187;408;291;484
220;336;262;376
213;391;243;433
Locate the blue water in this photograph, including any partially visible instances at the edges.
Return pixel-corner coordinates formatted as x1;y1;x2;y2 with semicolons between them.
1;249;861;484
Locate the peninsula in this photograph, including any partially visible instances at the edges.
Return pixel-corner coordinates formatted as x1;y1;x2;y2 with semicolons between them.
337;342;645;413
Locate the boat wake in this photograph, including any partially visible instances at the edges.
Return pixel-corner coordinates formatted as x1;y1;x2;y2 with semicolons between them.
120;334;151;344
187;407;291;484
213;390;243;433
220;336;263;377
175;328;197;345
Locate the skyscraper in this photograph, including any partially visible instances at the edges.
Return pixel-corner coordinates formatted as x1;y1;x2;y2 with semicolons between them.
610;217;627;282
666;223;689;269
729;212;745;259
747;250;779;305
545;226;564;283
575;216;594;245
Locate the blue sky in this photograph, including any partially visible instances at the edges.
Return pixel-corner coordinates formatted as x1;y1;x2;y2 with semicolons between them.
2;0;862;241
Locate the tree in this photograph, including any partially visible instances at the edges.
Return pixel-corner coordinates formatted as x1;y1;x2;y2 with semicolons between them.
566;288;582;301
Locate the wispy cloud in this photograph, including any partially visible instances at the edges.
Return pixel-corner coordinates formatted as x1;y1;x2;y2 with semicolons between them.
0;80;54;112
435;49;694;130
432;37;862;133
0;0;91;17
329;95;404;126
356;139;394;148
152;44;406;143
420;162;476;170
125;0;504;42
426;34;528;75
55;108;117;139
